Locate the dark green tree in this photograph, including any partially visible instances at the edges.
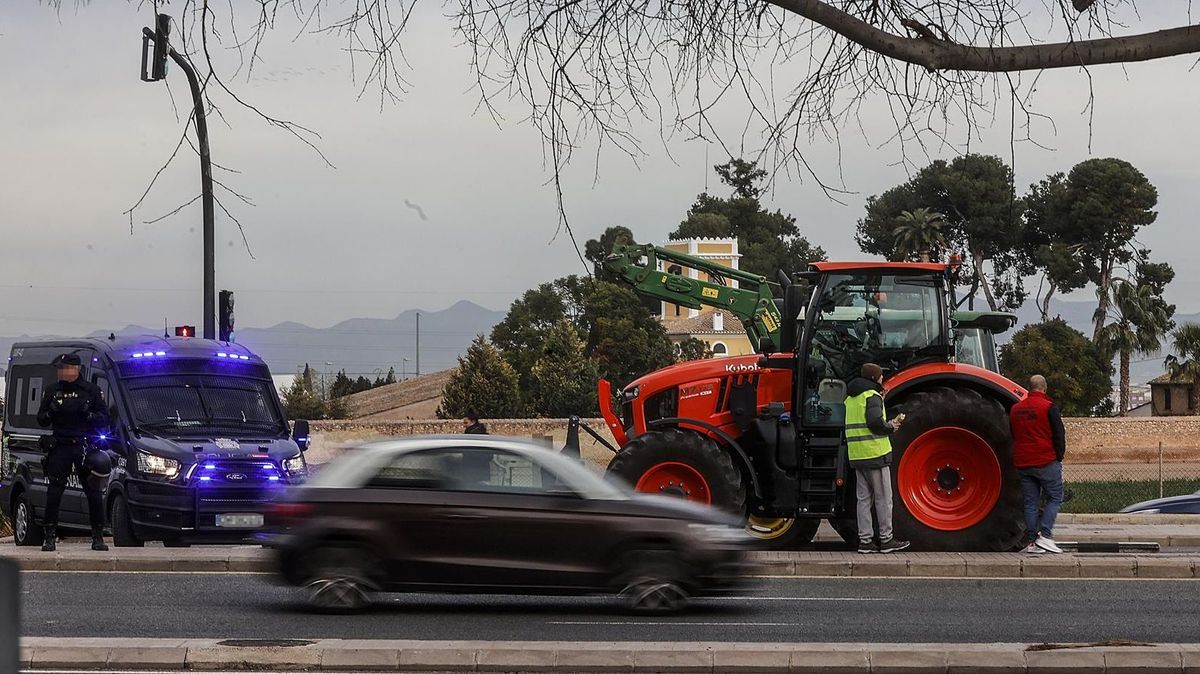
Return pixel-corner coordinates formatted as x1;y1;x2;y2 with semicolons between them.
671;159;826;281
382;367;397;386
585;225;636;271
490;280;579;391
999;320;1113;417
581;281;676;390
492;275;674;396
892;208;947;263
674;337;713;361
1024;158;1159;340
1097;277;1175;416
329;370;355;399
352;376;373;394
528;321;602;417
1164;324;1200;415
281;364;329;420
437;335;524;419
858;154;1028;310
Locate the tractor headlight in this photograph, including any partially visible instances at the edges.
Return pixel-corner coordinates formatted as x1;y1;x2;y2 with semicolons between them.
622;386;640;401
283;453;307;476
688;523;749;545
136;452;180;480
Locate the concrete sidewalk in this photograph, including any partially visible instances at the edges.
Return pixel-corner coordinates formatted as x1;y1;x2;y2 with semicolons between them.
18;637;1200;672
4;543;1198;578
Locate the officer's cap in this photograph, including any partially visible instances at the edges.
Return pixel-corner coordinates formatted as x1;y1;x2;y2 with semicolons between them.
52;353;82;367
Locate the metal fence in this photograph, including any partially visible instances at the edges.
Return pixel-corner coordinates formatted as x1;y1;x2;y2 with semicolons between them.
1063;444;1200;513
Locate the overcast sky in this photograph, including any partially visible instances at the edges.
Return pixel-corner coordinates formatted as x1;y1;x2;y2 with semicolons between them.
2;3;1198;338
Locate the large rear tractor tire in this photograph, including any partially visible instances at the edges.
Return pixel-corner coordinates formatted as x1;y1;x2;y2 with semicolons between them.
607;428;819;550
888;387;1024;552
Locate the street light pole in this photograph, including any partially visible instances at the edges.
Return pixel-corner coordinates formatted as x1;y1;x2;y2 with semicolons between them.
143;17;216;339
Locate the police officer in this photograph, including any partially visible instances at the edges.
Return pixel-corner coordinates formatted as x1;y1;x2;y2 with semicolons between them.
36;353;110;552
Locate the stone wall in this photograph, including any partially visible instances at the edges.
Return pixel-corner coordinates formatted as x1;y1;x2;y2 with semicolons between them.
307;416;1200;467
307;419;619;467
1064;416;1200;462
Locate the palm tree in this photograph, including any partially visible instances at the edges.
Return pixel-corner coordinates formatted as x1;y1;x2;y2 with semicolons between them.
1098;279;1173;416
893;208;947;263
1165;323;1200;414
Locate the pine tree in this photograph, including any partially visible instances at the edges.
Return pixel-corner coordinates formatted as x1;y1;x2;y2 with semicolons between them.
383;367;397;385
528;320;602;417
281;364;327;420
437;336;524;419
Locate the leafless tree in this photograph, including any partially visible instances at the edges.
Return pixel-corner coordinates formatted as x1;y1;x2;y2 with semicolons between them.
54;1;1200;263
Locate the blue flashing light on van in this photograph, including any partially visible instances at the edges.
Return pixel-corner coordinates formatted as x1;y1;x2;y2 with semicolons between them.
1;335;310;547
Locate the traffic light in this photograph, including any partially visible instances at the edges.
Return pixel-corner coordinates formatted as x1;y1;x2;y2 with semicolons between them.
219;290;235;342
175;325;195;338
152;13;170;81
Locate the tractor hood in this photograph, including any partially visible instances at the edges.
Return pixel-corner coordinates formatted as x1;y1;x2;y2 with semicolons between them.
623;354;768;395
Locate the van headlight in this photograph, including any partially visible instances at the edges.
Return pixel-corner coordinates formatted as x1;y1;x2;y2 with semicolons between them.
688;523;748;544
136;452;180;479
283;453;306;476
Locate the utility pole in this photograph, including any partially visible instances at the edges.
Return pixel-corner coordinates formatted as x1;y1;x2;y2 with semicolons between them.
415;312;421;377
142;14;216;339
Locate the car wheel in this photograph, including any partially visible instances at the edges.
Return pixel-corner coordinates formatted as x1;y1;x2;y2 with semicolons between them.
616;549;690;615
110;495;144;548
13;492;44;547
303;546;377;614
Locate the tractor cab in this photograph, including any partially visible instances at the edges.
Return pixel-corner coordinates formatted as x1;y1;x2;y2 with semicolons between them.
784;264;954;423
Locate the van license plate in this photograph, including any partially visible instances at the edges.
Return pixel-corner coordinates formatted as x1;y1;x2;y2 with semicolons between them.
216;513;263;528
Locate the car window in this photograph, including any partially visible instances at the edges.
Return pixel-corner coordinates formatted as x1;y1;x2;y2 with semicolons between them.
368;449;458;490
451;447;560;495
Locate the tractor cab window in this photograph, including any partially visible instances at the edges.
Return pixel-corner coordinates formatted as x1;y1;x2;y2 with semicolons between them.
807;272;946;385
955;328;998;372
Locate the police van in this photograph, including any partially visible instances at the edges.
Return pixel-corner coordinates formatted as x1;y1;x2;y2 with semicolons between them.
1;335;310;546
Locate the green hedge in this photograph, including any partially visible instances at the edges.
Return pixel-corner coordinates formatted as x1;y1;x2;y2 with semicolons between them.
1062;479;1200;514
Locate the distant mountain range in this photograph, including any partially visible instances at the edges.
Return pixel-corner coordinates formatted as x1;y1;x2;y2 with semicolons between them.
0;300;506;379
0;295;1186;387
1010;297;1193;386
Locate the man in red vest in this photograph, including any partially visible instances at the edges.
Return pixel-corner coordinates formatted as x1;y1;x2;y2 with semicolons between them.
1009;374;1067;553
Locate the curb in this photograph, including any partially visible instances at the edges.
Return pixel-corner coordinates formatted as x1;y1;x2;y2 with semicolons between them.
9;551;1198;578
18;638;1200;672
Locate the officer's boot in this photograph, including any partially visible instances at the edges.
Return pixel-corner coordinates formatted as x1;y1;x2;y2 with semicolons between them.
91;527;109;552
41;525;57;552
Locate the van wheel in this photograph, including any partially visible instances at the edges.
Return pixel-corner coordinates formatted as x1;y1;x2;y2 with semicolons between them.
303;546;378;613
616;549;690;615
110;495;144;548
13;492;44;547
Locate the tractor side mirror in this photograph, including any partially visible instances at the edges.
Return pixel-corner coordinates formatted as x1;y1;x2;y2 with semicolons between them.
780;281;812;353
292;419;311;452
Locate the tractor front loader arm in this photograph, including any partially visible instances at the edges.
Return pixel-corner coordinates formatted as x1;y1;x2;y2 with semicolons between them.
602;243;783;350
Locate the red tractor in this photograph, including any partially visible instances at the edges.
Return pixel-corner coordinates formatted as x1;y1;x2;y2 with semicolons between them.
599;248;1027;551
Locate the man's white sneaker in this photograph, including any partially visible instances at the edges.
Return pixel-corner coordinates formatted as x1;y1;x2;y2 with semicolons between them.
1024;542;1046;554
1035;535;1063;554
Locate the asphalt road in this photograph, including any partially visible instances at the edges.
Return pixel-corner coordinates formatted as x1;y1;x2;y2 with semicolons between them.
17;572;1200;643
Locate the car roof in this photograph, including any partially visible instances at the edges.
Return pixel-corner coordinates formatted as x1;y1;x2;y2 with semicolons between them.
305;434;591;490
352;434;559;458
10;336;263;365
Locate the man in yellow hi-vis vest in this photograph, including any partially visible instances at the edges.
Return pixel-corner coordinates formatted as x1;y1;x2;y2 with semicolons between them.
845;363;911;554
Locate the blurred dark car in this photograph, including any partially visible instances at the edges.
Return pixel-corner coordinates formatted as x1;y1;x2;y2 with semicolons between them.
264;436;752;613
1120;490;1200;515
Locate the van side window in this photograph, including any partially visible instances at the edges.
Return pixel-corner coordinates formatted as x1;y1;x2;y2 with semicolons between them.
6;365;56;429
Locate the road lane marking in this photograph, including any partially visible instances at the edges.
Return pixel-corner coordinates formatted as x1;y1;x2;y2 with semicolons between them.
550;621;801;626
712;596;890;601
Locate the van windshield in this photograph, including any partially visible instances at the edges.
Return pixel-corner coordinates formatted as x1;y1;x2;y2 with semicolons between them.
123;375;284;435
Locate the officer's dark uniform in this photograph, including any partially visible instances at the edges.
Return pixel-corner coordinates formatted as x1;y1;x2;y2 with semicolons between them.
36;353;110;551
